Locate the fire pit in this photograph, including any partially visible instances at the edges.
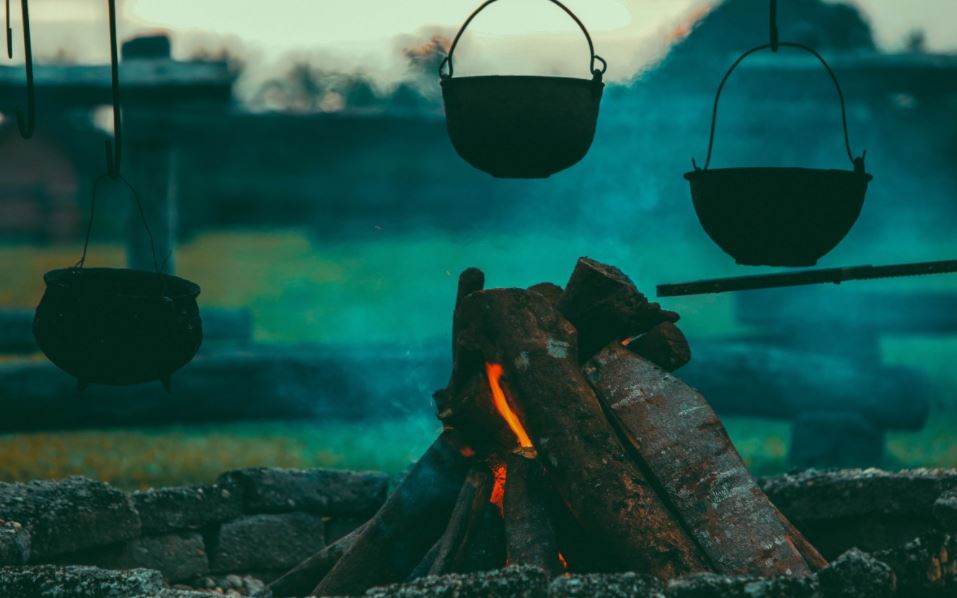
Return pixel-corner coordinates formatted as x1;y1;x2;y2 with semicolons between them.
265;258;830;596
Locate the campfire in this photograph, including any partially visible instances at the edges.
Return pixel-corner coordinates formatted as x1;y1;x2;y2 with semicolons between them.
268;258;826;597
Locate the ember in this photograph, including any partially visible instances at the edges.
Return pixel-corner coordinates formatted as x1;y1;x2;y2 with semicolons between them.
269;257;825;597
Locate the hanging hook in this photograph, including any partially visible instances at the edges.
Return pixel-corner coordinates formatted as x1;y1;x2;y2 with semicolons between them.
8;0;35;138
105;0;122;178
5;0;12;58
769;0;780;52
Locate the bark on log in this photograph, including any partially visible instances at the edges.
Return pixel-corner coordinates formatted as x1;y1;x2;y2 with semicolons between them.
583;343;813;577
459;502;506;573
557;258;679;362
528;282;563;306
313;430;474;596
627;322;691;372
426;466;494;575
454;288;707;579
503;452;562;578
268;519;371;597
775;511;829;571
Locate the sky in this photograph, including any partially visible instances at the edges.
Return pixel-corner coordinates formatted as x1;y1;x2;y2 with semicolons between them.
12;0;957;87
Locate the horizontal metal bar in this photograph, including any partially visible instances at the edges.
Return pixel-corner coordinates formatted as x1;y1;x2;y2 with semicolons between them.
657;259;957;297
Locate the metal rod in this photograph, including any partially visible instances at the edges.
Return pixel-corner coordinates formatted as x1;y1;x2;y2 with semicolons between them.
105;0;122;178
657;259;957;297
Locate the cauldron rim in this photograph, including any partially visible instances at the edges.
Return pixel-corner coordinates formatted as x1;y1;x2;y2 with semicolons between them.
441;74;604;88
43;267;201;300
683;167;873;183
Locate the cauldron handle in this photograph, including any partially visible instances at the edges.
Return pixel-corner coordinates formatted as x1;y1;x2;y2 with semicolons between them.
439;0;607;81
75;175;167;281
695;42;864;172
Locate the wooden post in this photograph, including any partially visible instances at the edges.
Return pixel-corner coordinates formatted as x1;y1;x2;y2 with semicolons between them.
125;135;176;273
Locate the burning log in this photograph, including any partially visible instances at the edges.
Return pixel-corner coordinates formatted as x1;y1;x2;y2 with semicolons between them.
267;520;371;597
527;282;563;306
312;430;474;596
557;258;679;361
583;343;813;576
424;466;493;576
626;322;691;372
459;502;506;573
454;288;708;579
503;451;562;578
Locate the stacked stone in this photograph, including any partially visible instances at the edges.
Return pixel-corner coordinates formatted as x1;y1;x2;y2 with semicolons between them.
0;467;388;589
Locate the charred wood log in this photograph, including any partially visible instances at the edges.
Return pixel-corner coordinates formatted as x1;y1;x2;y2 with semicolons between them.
527;282;563;306
626;322;691;372
313;430;474;596
459;502;506;573
503;451;562;578
557;258;679;362
454;288;708;579
267;520;371;597
426;466;494;576
583;343;813;577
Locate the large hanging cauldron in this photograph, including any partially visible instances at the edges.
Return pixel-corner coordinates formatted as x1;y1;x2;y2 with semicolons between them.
440;0;607;179
686;42;872;267
34;268;202;390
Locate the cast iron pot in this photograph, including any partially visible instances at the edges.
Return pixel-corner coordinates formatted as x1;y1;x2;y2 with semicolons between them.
440;0;606;179
34;267;203;390
686;42;872;267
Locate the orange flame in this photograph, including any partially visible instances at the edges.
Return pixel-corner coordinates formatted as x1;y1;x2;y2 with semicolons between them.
558;552;569;572
490;463;507;516
485;363;534;449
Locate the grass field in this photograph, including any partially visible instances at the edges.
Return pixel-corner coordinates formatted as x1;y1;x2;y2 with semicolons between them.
1;230;956;489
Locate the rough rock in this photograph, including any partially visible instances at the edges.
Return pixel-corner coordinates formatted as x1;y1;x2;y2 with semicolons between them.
67;532;209;582
873;533;957;596
549;572;664;597
816;548;895;597
0;564;164;597
0;520;30;565
219;468;389;516
132;482;243;534
762;468;957;521
209;512;326;572
364;565;548;598
762;468;957;556
196;573;267;595
665;573;818;598
933;489;957;532
0;477;140;560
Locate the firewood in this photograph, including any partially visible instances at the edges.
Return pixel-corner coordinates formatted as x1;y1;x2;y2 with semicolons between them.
435;370;517;456
313;429;475;596
503;451;562;578
453;288;708;579
775;512;829;571
459;502;506;573
626;322;691;372
267;519;371;597
557;257;679;361
527;282;563;306
583;343;814;577
426;466;494;575
546;490;623;573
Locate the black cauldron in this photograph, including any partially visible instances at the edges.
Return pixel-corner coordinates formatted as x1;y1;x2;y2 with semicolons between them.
686;167;871;267
687;42;872;267
34;267;202;389
440;0;606;179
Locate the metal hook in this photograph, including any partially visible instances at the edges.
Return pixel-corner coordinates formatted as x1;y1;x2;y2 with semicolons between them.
105;0;122;178
5;0;12;58
769;0;780;52
9;0;35;138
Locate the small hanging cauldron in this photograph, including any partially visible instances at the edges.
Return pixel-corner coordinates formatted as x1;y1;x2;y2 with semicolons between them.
34;172;203;390
686;42;872;267
440;0;607;179
34;268;202;390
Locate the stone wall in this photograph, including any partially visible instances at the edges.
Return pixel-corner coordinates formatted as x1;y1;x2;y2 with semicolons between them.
0;467;389;587
3;467;957;597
